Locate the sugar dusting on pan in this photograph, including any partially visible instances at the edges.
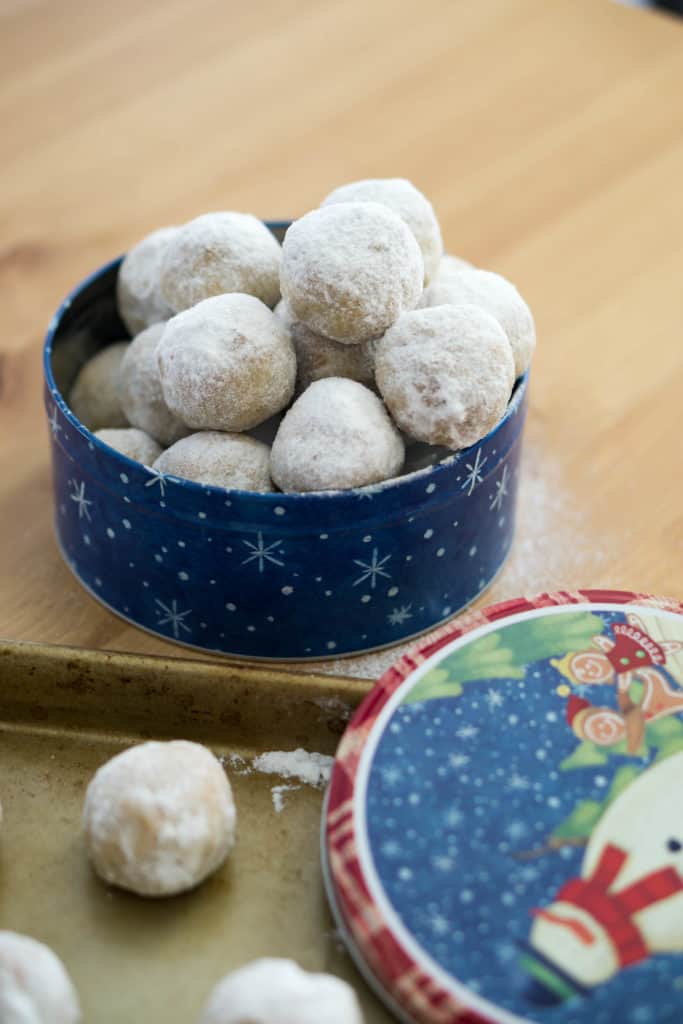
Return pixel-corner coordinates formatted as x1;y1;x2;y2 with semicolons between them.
220;748;335;813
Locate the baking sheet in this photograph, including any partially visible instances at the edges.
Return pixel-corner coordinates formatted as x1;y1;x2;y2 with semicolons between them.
0;639;392;1023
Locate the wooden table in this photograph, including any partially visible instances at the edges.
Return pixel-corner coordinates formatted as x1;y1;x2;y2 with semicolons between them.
2;0;682;678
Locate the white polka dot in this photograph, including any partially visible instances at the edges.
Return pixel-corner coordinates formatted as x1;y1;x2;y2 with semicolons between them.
123;606;129;613
405;555;412;562
327;641;337;650
161;546;168;553
129;562;135;568
178;571;189;581
436;547;445;557
425;482;436;494
198;511;207;519
387;586;399;597
424;529;434;539
154;554;163;563
452;521;459;527
247;625;256;632
319;533;328;540
225;546;232;553
160;501;166;508
274;506;286;516
498;517;505;527
123;496;131;504
363;535;372;543
210;579;216;585
267;615;274;623
281;585;294;596
361;595;371;604
200;622;207;629
95;577;102;587
226;603;237;612
225;499;232;507
83;534;91;546
469;545;477;557
178;540;185;547
119;473;128;484
442;606;452;616
122;519;131;529
325;590;332;597
315;576;322;582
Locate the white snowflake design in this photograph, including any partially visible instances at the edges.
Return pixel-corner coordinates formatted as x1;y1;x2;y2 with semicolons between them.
242;532;284;572
48;403;62;439
353;547;391;588
456;724;479;739
155;598;192;638
145;467;170;497
461;448;487;496
507;771;531;791
448;753;470;769
387;603;412;626
69;479;93;521
486;688;504;710
489;465;509;512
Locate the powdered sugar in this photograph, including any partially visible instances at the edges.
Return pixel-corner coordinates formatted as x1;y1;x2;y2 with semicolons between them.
154;431;273;492
251;748;334;787
270;377;404;492
157;293;296;432
117;226;178;336
322;177;443;285
420;268;535;378
68;342;129;432
118;322;189;447
375;304;515;449
271;784;301;813
160;212;281;312
280;202;424;344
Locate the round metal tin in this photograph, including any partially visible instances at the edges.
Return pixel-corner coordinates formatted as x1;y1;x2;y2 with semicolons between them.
324;589;683;1023
42;225;529;661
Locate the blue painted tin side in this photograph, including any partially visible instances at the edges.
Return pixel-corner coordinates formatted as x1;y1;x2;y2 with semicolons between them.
43;251;528;661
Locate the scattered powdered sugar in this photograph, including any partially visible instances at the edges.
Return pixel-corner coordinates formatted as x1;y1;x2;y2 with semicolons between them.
252;749;334;787
280;202;423;344
271;784;301;813
270;377;404;492
221;752;250;774
117;225;178;336
321;177;443;285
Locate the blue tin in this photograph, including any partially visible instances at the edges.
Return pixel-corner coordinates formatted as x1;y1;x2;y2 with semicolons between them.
42;224;529;660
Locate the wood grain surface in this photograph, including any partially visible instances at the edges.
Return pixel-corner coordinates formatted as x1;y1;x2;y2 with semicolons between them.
1;0;682;677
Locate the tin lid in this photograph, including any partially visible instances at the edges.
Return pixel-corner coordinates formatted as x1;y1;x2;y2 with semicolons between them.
323;590;683;1024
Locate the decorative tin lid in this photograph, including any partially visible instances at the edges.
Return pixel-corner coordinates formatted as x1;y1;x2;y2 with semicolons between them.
323;590;683;1024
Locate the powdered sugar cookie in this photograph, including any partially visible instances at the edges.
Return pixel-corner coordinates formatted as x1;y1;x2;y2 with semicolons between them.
322;177;443;284
271;377;404;492
274;300;375;393
0;931;81;1024
118;322;189;446
68;342;129;432
157;294;296;432
94;427;162;466
160;212;281;312
420;268;535;378
117;226;178;336
83;740;236;897
154;432;273;492
280;203;423;345
199;958;363;1024
375;305;515;449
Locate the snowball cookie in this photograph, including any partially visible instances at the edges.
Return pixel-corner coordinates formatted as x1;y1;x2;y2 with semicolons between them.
116;226;178;336
280;202;423;345
160;212;282;312
434;252;474;284
0;931;81;1024
275;300;375;393
420;268;535;378
375;305;515;450
271;378;404;492
83;740;236;897
322;177;442;285
94;427;162;466
118;322;189;446
154;432;273;492
199;958;363;1024
157;294;296;432
68;342;129;432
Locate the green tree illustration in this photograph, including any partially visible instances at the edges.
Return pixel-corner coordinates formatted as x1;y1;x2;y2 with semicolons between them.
404;611;604;705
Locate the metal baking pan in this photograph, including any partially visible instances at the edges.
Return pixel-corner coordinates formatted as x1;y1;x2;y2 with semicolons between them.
0;639;391;1023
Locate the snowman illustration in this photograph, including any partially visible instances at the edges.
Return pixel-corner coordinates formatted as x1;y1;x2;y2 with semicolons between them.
550;612;683;754
521;752;683;1004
